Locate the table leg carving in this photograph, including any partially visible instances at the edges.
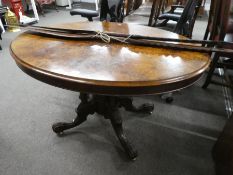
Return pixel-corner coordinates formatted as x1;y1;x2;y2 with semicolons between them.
119;98;154;114
52;94;153;159
100;97;138;160
109;110;138;160
52;93;95;134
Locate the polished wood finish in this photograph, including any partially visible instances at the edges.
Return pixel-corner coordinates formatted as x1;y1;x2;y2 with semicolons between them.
10;22;210;96
10;22;210;159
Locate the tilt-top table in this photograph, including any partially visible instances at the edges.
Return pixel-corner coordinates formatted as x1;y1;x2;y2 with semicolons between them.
10;22;210;160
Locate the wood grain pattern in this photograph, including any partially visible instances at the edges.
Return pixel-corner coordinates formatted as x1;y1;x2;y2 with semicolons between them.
10;22;210;95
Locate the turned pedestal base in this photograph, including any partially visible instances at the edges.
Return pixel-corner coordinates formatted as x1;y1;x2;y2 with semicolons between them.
52;93;154;160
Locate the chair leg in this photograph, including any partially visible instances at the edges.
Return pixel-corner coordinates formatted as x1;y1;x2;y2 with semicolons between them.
203;28;209;42
54;1;58;12
202;53;220;89
202;31;209;47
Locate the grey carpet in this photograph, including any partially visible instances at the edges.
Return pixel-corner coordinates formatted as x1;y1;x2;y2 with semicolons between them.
0;6;227;175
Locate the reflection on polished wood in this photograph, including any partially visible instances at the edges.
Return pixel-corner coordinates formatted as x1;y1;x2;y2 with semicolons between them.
10;22;210;159
10;22;210;95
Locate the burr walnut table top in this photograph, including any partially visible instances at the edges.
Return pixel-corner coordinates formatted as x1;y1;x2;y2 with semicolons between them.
10;22;210;95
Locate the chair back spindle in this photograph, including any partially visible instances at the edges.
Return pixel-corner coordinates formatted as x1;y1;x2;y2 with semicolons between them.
156;0;202;38
202;0;233;89
174;0;202;38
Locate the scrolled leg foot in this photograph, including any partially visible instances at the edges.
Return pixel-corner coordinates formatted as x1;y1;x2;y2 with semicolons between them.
52;93;95;134
52;110;88;134
112;122;138;160
52;122;76;134
202;82;209;89
120;98;154;114
109;109;138;160
136;103;154;114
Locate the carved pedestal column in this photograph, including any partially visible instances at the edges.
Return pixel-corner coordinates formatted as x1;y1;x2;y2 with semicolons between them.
52;93;154;160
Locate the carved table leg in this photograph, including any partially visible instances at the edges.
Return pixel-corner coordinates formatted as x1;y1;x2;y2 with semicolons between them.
94;96;138;160
52;94;153;160
52;93;95;134
109;109;138;160
120;98;154;114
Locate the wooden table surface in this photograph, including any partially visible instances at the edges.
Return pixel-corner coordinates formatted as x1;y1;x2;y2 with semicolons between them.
10;22;210;95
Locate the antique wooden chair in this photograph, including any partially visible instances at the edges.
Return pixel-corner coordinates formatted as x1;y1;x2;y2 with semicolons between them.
148;0;165;26
203;0;220;43
70;0;124;22
202;0;233;89
156;0;202;38
173;0;202;38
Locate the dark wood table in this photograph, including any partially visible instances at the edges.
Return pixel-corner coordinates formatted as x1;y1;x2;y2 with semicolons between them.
10;22;210;160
